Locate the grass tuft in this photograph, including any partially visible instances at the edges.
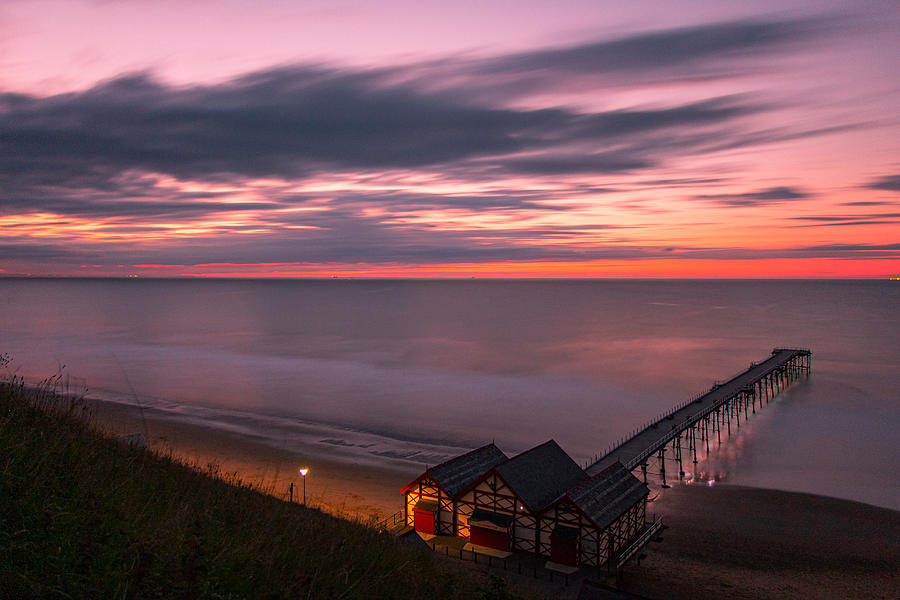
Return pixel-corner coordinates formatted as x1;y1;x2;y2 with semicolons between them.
0;366;533;599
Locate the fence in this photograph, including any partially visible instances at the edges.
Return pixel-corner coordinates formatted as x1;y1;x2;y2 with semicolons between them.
424;540;578;587
415;515;664;588
373;509;404;532
583;348;812;470
615;515;663;569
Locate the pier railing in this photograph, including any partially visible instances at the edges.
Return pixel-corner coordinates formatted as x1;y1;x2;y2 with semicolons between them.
615;514;663;570
581;390;706;469
585;348;811;472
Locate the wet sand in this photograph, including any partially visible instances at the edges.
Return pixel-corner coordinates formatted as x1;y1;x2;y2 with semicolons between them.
89;399;899;599
617;484;900;599
88;398;415;522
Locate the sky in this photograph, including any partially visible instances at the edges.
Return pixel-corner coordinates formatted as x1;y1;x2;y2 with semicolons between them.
1;0;899;278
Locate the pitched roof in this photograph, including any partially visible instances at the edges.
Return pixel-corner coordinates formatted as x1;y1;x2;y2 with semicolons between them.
567;462;648;530
495;440;588;513
427;443;508;497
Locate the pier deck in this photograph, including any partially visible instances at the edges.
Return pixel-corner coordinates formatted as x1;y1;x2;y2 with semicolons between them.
587;348;811;477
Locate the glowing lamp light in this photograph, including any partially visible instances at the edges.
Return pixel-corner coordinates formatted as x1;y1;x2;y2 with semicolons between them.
298;467;309;505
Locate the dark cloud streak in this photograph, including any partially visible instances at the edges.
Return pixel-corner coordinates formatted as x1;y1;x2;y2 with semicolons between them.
865;174;900;192
693;186;811;207
481;18;825;76
0;71;759;191
0;15;826;203
791;213;900;221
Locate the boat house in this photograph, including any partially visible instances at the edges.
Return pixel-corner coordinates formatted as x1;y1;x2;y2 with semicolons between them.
401;443;507;536
401;440;650;568
539;462;648;566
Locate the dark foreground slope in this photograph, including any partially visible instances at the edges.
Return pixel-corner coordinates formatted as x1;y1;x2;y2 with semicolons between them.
0;382;531;600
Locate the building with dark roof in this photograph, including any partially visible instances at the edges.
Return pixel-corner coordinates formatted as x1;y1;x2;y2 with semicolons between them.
539;463;649;567
401;443;507;536
493;440;589;513
429;443;508;498
568;463;648;531
455;440;590;555
400;440;650;568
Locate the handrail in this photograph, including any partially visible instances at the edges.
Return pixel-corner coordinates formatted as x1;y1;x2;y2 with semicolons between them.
616;515;663;569
373;509;405;532
587;348;811;471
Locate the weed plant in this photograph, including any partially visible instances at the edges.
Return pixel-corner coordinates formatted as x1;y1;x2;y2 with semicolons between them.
0;358;528;599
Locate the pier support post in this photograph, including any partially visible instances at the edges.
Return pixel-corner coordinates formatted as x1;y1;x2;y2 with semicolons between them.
676;435;684;478
691;426;698;466
687;426;693;457
659;449;668;488
594;351;810;497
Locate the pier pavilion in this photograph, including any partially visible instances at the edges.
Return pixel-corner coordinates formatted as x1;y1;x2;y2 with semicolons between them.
401;440;649;568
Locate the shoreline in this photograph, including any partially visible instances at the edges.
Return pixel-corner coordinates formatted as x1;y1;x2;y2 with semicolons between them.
89;396;899;598
87;397;416;520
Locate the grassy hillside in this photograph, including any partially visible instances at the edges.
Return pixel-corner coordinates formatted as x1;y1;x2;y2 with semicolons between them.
0;370;528;599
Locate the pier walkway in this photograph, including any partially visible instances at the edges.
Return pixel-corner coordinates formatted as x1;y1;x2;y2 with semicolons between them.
586;348;811;482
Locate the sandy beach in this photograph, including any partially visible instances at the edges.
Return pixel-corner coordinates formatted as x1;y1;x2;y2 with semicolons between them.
90;398;899;599
88;398;415;522
617;484;899;599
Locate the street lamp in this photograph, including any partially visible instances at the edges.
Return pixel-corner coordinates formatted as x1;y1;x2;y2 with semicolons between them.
299;467;309;505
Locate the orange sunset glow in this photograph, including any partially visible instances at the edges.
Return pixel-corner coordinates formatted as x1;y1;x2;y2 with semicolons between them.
1;1;898;278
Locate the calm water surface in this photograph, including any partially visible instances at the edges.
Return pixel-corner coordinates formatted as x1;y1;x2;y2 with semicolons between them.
1;279;897;509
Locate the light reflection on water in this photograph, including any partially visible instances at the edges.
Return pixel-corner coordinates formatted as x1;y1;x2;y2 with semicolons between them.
0;278;897;509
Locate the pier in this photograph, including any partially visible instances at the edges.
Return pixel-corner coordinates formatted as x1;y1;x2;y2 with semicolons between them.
586;348;811;485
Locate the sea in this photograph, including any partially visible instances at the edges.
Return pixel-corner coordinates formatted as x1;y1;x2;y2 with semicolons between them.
1;278;897;510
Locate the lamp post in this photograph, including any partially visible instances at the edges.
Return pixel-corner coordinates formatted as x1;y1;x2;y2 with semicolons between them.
299;468;309;505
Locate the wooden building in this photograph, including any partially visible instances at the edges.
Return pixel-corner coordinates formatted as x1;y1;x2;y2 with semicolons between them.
456;440;587;554
538;462;648;567
401;443;507;536
400;440;650;569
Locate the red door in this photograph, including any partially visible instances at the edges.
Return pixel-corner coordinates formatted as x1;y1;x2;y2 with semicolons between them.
413;508;434;534
550;536;578;566
470;525;509;551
